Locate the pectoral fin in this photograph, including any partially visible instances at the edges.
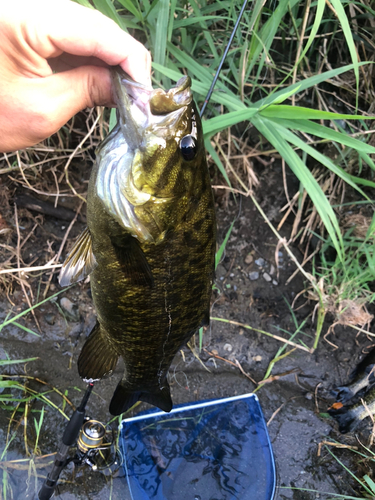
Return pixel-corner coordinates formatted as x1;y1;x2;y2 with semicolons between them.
59;227;97;287
112;234;154;287
78;322;119;382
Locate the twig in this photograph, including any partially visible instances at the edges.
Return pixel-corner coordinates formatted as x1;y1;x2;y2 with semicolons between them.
43;200;84;298
203;348;257;384
14;204;41;332
0;263;62;276
210;317;311;352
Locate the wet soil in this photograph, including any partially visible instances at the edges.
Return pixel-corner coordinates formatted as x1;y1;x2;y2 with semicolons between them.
0;161;374;499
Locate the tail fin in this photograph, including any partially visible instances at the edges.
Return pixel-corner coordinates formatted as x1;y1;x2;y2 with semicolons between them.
328;407;358;433
109;380;173;415
330;386;356;404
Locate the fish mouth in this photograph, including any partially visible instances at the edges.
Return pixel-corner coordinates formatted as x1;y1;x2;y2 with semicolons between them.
111;68;152;151
149;76;193;115
111;68;193;149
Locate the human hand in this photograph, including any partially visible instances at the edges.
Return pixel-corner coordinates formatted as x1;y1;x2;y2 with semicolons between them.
0;0;151;152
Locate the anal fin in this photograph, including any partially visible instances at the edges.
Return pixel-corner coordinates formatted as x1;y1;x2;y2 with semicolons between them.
78;322;119;382
109;381;172;415
59;227;97;286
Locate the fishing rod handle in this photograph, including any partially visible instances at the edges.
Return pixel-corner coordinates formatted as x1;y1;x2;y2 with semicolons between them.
38;409;86;499
38;444;70;500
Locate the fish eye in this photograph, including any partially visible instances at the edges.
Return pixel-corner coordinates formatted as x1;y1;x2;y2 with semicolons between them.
180;135;197;161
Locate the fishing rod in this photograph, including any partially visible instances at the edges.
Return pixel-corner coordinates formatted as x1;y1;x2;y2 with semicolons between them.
39;2;248;498
38;383;116;500
200;0;249;117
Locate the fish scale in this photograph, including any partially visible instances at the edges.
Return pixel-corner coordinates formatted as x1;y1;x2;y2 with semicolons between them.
59;70;216;415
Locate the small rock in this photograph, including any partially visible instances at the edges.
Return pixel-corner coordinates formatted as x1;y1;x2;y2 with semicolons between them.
211;349;219;355
223;343;233;352
263;272;272;282
269;264;275;275
229;273;235;278
255;258;265;267
239;328;244;335
60;297;79;321
244;254;253;265
249;271;259;281
44;313;55;326
233;285;237;291
272;279;278;286
253;355;262;362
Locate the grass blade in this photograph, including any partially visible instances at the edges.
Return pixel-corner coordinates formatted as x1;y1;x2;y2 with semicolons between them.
0;358;38;367
252;115;343;261
205;139;231;186
215;221;235;269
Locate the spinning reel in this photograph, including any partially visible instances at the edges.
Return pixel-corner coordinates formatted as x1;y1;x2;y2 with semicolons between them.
38;384;119;500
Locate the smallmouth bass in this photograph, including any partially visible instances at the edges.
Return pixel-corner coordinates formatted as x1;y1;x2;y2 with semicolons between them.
329;388;375;433
331;347;375;404
330;347;375;432
59;68;216;415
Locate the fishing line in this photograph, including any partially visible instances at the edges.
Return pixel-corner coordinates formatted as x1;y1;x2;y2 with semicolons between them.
200;0;249;117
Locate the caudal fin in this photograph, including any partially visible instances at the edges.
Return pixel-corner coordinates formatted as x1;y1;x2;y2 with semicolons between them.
328;407;358;433
109;381;173;415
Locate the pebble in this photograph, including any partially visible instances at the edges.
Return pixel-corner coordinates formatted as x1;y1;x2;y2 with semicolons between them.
223;343;233;352
263;272;272;282
44;313;55;326
272;279;278;286
253;355;262;362
269;264;275;275
255;258;265;267
244;254;253;265
249;271;259;281
60;297;79;321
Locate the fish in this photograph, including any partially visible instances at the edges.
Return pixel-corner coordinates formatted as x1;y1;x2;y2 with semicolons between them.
329;347;375;432
331;347;375;404
59;68;216;416
329;387;375;433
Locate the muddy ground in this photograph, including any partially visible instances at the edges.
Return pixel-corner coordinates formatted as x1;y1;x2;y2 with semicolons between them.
0;159;374;500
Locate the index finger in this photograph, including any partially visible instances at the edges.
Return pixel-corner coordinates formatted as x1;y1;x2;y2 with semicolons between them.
17;0;151;85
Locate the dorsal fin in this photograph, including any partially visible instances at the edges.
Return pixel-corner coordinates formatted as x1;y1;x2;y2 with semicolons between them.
59;227;97;287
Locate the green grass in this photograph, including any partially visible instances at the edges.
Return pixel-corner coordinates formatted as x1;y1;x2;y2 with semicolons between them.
282;442;375;499
1;1;375;497
72;0;375;268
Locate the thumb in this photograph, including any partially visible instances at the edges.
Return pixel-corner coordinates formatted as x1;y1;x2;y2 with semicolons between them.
37;65;113;137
